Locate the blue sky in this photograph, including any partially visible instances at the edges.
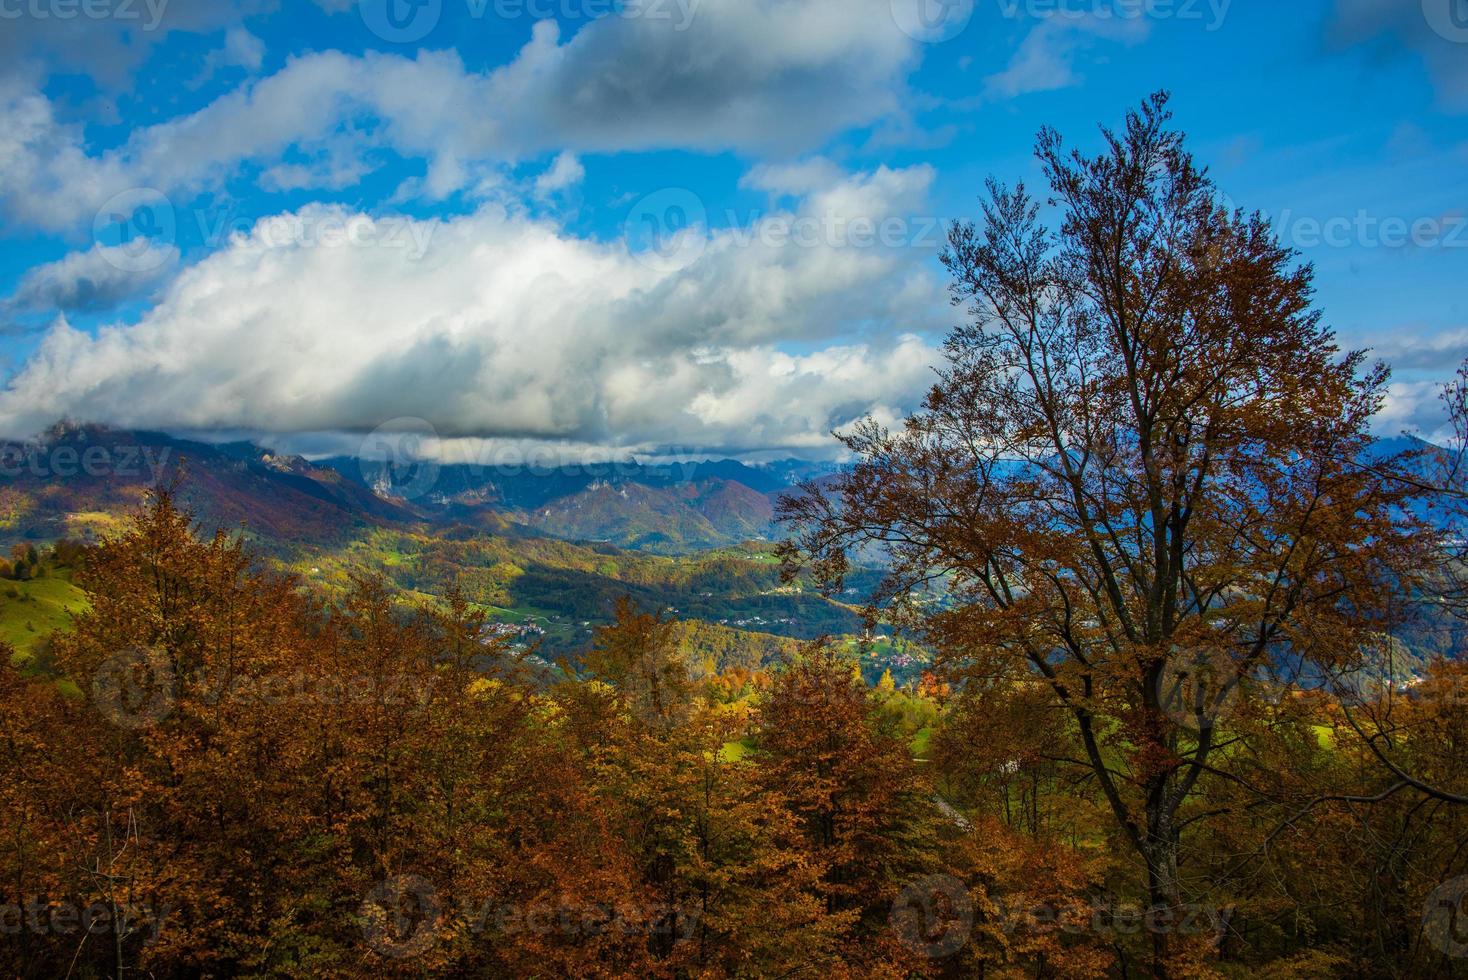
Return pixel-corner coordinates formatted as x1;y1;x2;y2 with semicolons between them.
0;0;1464;459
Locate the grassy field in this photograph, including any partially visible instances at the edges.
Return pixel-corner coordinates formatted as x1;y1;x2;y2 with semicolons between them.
0;573;89;664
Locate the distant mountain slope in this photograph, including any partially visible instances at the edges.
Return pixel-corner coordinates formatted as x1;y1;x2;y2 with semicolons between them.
315;452;833;552
520;480;727;552
0;424;835;555
693;479;777;540
516;478;778;553
318;455;831;511
0;424;417;551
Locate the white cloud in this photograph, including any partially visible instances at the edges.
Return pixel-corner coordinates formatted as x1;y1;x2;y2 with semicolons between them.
1366;327;1468;371
742;158;848;197
0;0;918;233
0;76;135;233
0;167;945;454
0;0;257;89
984;12;1149;99
2;243;179;321
209;26;267;76
534;153;586;198
1377;379;1455;442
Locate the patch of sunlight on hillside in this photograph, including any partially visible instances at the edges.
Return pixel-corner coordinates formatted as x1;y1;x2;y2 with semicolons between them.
1;575;90;663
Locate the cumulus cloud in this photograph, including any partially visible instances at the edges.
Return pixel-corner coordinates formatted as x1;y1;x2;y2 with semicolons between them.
0;0;917;233
1367;328;1468;371
191;26;268;86
1377;378;1455;442
534;153;586;198
2;243;179;322
0;0;261;88
742;158;848;197
1364;322;1466;439
0;167;946;455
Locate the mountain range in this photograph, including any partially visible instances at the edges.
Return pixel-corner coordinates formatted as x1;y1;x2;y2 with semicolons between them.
3;423;1464;676
0;423;837;554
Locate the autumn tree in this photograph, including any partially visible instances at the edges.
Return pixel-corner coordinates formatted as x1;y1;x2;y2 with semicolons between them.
0;647;126;980
572;600;856;977
20;489;624;977
755;646;937;972
584;596;698;732
779;93;1427;976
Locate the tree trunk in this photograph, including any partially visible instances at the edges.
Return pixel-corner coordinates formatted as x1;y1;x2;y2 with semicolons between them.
1142;818;1181;979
